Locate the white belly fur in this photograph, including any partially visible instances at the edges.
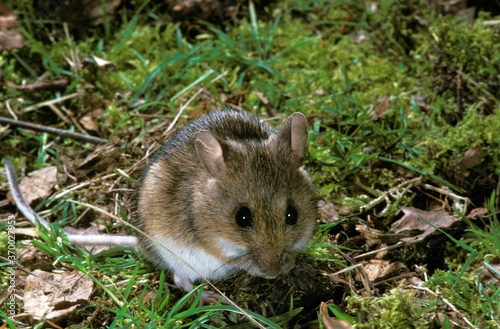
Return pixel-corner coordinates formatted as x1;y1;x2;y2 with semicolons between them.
152;235;243;283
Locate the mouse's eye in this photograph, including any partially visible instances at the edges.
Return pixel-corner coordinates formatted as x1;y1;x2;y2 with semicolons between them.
286;205;298;225
235;206;253;227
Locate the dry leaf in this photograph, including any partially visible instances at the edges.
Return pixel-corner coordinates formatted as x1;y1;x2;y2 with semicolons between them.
355;225;381;248
79;115;100;132
0;4;17;28
169;0;225;19
467;207;488;220
17;166;67;205
319;302;354;329
24;270;94;322
319;199;341;223
0;31;24;50
0;4;24;51
368;96;391;120
457;7;476;24
361;259;408;282
452;146;483;180
391;207;461;243
315;88;325;95
223;90;246;107
91;55;115;69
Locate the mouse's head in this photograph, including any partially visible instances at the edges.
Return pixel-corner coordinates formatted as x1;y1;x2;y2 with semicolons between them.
192;113;318;279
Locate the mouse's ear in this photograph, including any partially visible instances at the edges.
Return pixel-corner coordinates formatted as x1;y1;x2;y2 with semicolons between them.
279;112;308;167
194;130;226;178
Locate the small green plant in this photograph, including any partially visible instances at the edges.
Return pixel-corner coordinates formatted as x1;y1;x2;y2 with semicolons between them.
346;287;430;329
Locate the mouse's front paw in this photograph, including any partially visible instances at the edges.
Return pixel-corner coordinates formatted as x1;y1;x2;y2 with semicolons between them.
173;273;229;305
199;290;229;305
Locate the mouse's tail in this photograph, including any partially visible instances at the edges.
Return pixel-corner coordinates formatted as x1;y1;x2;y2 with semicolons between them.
4;158;50;229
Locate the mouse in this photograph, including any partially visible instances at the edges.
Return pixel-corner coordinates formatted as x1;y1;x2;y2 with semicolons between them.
136;109;318;302
5;109;318;304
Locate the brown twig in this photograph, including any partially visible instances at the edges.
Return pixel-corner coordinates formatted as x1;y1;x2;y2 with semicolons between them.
5;79;69;91
0;116;108;144
23;92;82;112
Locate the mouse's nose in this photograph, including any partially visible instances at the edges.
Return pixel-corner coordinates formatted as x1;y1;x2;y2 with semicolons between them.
256;250;295;278
260;267;280;279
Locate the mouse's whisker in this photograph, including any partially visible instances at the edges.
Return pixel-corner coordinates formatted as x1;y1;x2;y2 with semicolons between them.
208;252;252;279
228;253;262;275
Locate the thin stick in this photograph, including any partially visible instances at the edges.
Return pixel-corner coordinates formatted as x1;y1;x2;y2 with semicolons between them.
23;92;82;112
47;102;72;126
353;242;405;260
6;79;68;91
0;117;107;144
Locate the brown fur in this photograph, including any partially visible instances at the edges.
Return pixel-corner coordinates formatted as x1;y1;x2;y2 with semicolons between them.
136;109;318;283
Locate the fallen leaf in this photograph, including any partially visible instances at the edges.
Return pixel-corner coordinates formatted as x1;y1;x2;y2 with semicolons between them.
91;55;115;69
452;147;484;180
467;207;488;220
188;99;213;119
0;30;24;50
356;223;415;247
354;30;370;44
0;4;17;28
24;270;94;322
355;225;383;247
0;4;23;51
315;87;325;95
319;199;341;223
368;96;391;120
16;167;67;205
319;302;354;329
361;259;408;282
223;90;246;107
457;7;476;24
79;114;100;132
460;147;483;168
391;207;461;244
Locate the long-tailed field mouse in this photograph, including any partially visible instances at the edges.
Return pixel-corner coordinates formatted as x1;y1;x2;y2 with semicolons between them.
5;109;318;303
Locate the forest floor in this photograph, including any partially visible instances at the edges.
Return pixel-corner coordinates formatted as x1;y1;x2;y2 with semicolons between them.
0;0;499;328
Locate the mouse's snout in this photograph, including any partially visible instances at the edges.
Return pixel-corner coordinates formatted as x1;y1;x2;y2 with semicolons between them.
249;248;296;279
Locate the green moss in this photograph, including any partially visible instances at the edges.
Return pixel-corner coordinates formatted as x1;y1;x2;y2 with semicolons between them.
0;231;7;257
421;103;500;169
429;14;500;76
346;288;429;329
